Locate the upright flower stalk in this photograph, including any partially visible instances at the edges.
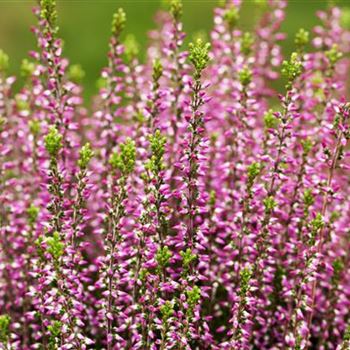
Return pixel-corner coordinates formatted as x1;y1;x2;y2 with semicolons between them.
101;139;136;349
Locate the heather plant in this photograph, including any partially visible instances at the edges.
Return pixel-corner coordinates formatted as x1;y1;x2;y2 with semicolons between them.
1;0;350;349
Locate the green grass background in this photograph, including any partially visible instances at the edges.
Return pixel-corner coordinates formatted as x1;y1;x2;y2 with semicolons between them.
0;0;349;98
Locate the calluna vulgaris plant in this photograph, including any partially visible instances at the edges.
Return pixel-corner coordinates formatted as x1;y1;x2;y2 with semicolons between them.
1;0;350;349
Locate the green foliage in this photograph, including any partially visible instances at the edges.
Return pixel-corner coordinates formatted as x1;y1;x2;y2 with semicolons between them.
186;285;201;317
294;28;310;50
209;190;216;207
241;32;254;56
40;0;58;33
282;52;303;90
0;314;10;344
147;129;166;174
47;321;62;350
152;58;163;83
78;142;94;169
247;162;261;184
68;64;85;83
156;246;172;269
170;0;183;21
44;126;63;158
27;204;40;226
301;138;313;154
46;231;64;260
264;110;279;129
264;196;276;213
160;301;174;320
303;189;314;207
239;266;252;297
112;8;126;38
180;248;197;270
311;213;324;231
109;138;136;176
0;50;9;72
124;34;139;60
325;44;343;67
20;59;35;78
224;5;239;29
239;66;252;87
309;213;324;245
189;39;211;76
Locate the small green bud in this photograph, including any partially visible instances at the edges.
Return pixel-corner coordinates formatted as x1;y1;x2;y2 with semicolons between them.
189;39;211;75
46;231;64;260
186;286;201;315
112;8;126;38
152;58;163;83
139;268;149;282
224;6;239;29
29;119;41;136
27;204;40;226
160;300;174;321
170;0;183;21
0;314;11;344
301;138;313;154
109;138;136;176
124;34;139;60
264;110;279;129
239;66;252;87
78;142;94;169
48;320;62;349
325;44;343;67
209;190;216;207
311;213;324;231
149;129;166;173
68;64;85;83
21;59;35;78
44;126;63;158
156;246;172;269
40;0;58;33
0;50;9;72
282;52;303;89
263;196;276;213
294;28;309;50
247;162;261;183
180;248;197;269
309;213;324;246
303;189;314;207
241;32;254;56
239;266;252;296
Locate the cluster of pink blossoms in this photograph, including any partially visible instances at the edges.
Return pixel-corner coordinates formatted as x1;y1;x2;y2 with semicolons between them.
1;0;350;349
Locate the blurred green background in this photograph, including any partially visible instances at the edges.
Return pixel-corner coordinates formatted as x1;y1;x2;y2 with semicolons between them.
0;0;349;99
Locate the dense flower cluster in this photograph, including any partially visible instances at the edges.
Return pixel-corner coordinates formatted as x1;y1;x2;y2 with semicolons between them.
1;0;350;349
